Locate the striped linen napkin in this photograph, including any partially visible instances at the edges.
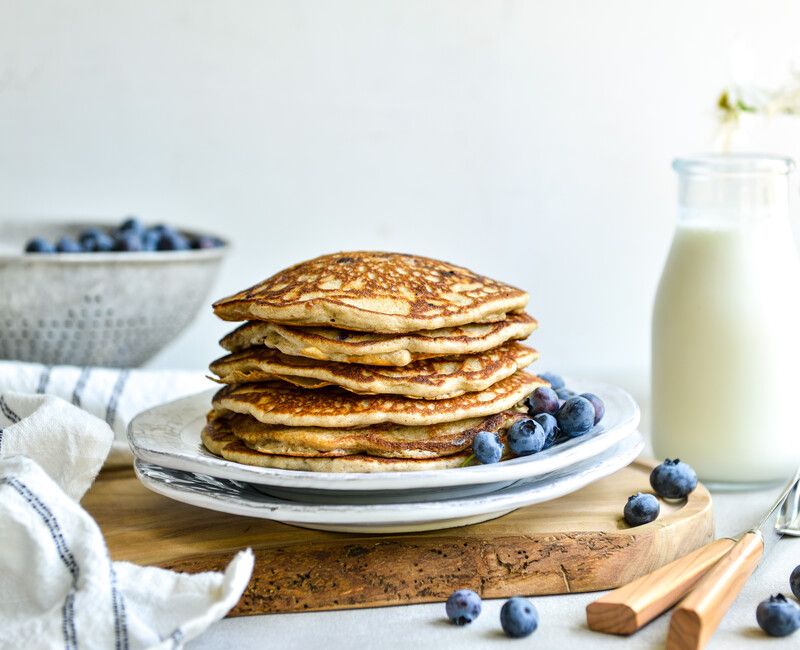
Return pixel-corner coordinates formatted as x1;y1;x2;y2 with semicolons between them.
0;391;253;650
0;361;213;466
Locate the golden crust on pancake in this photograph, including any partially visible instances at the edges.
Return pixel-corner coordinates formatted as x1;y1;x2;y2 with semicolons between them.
219;312;538;366
206;409;527;458
212;251;528;333
212;370;543;428
209;342;537;399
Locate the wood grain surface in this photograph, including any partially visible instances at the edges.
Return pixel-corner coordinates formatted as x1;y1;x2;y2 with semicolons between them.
81;459;714;617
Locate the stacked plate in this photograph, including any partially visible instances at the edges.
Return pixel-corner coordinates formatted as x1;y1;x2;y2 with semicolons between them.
129;252;642;532
128;381;642;533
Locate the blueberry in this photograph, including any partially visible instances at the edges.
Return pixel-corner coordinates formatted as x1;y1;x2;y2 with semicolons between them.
25;237;55;253
580;392;605;425
790;565;800;600
192;235;223;249
555;387;576;401
507;418;546;457
55;236;83;253
445;589;481;625
472;431;504;464
80;229;115;252
142;229;161;251
156;231;190;251
532;413;559;449
526;386;560;416
539;372;565;391
556;396;595;437
756;594;800;637
624;493;660;526
78;227;105;242
500;597;539;638
650;458;698;499
114;232;144;252
119;216;144;234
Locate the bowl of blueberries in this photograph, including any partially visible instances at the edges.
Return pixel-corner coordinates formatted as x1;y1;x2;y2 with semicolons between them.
0;217;228;367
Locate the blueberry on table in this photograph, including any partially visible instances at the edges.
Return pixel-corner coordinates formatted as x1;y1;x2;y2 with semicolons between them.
580;392;605;425
507;418;546;457
539;372;565;390
526;386;560;416
756;594;800;637
556;396;595;437
649;459;698;499
791;565;800;600
555;387;576;401
472;431;504;464
532;413;559;449
445;589;482;625
500;597;539;638
623;493;660;526
25;237;55;253
55;237;83;253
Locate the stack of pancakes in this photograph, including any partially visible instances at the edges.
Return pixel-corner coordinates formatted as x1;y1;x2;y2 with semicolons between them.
202;251;546;472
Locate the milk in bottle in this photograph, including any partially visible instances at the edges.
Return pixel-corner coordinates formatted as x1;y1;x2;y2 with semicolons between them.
651;155;800;485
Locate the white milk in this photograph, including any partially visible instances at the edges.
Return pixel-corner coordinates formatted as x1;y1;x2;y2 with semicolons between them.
651;155;800;485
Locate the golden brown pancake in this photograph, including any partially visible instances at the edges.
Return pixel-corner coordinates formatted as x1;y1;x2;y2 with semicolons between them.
206;409;528;458
219;312;538;366
201;424;473;472
212;251;529;333
212;370;543;428
209;342;537;400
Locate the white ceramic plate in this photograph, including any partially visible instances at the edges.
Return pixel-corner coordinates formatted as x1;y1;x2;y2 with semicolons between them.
128;379;640;493
134;430;644;533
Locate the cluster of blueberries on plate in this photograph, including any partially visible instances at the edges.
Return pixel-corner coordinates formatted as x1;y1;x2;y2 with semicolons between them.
446;590;538;638
471;372;606;465
24;217;223;253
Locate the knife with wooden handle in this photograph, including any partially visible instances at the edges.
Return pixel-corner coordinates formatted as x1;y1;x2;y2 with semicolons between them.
666;531;763;649
587;468;800;643
586;537;735;635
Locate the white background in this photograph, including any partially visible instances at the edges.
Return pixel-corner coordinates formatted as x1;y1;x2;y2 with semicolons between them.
3;0;800;392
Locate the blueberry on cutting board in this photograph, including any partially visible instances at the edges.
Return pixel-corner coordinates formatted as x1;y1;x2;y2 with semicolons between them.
650;459;698;499
623;493;659;526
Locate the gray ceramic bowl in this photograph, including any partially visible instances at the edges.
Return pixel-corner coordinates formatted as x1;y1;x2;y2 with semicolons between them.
0;220;229;367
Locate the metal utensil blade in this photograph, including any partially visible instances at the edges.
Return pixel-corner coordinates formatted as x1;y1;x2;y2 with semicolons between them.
751;469;800;555
775;471;800;536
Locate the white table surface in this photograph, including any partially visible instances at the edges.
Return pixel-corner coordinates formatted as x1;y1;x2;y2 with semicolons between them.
188;406;800;650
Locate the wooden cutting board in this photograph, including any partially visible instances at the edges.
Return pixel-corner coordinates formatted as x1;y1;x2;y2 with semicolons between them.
82;459;713;616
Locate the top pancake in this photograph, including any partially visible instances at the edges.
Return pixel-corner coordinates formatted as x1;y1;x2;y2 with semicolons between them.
220;312;538;367
212;251;529;333
213;370;543;428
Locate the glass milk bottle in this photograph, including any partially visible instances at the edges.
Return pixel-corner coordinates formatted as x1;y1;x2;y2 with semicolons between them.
652;154;800;487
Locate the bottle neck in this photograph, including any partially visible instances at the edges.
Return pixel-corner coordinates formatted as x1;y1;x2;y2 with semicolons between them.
674;155;793;227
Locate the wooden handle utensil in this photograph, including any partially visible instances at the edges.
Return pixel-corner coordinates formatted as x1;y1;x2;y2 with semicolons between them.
586;537;735;635
666;531;764;650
